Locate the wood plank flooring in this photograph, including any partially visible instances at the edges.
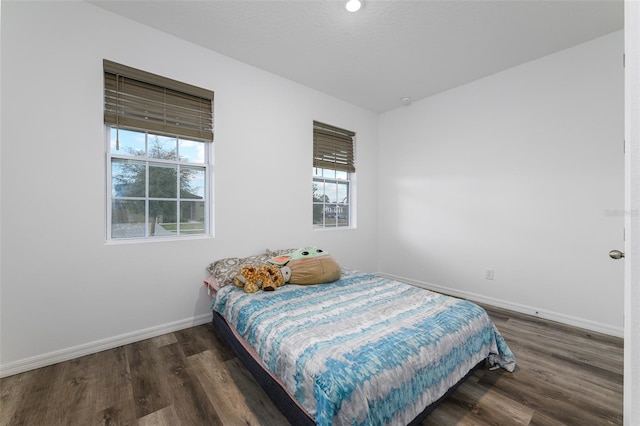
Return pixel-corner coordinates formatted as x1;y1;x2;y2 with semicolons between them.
423;305;623;426
0;304;623;426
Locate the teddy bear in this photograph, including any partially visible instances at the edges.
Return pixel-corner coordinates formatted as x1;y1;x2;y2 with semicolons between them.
234;264;291;293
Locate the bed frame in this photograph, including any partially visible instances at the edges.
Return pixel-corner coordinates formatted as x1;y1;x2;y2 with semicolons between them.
212;311;483;425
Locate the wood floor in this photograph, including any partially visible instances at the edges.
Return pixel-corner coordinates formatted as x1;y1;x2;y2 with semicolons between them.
0;304;623;426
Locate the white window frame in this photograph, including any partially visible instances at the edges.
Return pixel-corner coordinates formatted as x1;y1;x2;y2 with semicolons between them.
313;167;356;230
312;119;357;230
105;127;213;242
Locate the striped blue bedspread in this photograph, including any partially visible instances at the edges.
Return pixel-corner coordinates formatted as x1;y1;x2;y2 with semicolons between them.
211;269;516;426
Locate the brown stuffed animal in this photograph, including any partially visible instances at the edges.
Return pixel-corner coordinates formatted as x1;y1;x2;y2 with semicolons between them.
234;264;288;293
234;265;261;293
258;264;286;291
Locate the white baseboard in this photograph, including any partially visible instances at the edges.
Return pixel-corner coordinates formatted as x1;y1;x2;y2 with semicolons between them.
0;313;212;378
379;272;624;338
2;276;624;378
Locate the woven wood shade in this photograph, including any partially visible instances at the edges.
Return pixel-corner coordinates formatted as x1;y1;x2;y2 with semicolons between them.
104;60;214;142
313;121;355;173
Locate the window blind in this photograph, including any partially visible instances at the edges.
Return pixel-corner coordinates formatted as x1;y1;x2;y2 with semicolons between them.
104;60;214;142
313;121;356;173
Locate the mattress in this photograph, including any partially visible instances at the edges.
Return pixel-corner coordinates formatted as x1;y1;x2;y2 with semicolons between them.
211;269;515;426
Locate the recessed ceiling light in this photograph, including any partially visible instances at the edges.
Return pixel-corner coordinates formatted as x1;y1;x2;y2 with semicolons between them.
346;0;362;12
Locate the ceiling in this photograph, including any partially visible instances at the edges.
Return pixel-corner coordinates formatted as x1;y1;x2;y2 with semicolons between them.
89;0;624;114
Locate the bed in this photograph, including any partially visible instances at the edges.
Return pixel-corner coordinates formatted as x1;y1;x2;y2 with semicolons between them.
207;264;515;426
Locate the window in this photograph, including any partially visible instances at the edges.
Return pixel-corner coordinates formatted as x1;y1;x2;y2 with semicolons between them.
104;60;214;240
312;121;355;228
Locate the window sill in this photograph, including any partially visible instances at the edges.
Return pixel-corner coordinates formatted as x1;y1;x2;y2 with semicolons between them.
105;233;214;245
313;226;356;232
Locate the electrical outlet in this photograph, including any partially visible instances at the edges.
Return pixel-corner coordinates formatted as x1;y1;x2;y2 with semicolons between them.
485;268;494;280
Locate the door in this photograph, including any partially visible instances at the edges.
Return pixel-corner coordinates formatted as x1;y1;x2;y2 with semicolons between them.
623;2;640;424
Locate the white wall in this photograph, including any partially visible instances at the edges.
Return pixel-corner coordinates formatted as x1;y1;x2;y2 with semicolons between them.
0;1;626;378
378;31;625;336
0;2;379;375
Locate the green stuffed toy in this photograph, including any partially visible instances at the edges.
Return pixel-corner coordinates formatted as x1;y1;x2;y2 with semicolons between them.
269;247;341;285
